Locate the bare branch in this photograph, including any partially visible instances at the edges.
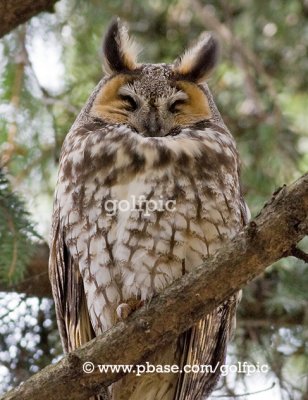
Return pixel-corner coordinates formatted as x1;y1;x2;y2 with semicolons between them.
0;173;307;400
212;382;276;397
290;245;308;264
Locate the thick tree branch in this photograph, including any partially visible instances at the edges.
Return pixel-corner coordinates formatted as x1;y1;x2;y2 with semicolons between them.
1;174;307;400
0;0;59;38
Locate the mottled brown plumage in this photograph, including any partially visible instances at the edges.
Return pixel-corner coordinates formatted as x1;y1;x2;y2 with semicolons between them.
49;18;249;400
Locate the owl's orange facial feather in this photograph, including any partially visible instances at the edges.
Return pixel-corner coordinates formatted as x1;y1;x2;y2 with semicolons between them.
91;75;133;123
173;81;212;125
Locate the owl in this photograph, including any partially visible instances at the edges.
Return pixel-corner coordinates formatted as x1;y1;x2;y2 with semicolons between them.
49;19;249;400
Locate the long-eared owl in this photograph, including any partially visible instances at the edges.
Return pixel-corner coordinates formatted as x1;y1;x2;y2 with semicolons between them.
49;18;249;400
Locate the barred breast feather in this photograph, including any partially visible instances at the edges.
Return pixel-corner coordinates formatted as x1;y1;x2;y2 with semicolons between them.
50;119;246;399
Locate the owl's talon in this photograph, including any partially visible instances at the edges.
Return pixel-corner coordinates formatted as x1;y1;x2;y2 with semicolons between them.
116;299;145;321
116;303;132;320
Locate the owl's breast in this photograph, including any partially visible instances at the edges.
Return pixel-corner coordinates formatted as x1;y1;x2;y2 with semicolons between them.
56;124;243;329
108;157;242;300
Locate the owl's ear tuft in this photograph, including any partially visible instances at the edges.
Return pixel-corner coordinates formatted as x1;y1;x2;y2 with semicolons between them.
102;18;141;75
173;33;219;83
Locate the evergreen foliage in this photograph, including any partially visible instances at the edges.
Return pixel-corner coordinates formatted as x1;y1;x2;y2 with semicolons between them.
0;169;38;285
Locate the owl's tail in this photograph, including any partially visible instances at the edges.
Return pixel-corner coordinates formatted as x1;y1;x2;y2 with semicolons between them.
102;294;240;400
174;293;240;400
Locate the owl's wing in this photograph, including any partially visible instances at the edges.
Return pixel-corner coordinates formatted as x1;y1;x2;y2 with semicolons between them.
175;295;240;399
175;195;249;399
49;208;95;353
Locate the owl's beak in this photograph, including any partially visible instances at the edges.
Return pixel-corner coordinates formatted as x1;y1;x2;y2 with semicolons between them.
143;108;164;137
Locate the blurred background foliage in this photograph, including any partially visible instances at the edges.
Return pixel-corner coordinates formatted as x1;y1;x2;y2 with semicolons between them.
0;0;307;398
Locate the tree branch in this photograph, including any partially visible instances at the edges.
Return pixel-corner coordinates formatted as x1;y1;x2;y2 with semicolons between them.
1;173;307;400
289;245;308;263
0;0;59;38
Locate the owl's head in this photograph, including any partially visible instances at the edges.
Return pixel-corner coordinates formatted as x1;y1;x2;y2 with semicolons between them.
91;19;219;137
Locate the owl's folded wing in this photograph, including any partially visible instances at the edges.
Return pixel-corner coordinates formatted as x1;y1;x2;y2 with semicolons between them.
49;208;95;353
175;194;248;399
175;295;240;400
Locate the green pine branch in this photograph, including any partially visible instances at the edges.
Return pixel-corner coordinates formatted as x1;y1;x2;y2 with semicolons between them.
0;169;40;285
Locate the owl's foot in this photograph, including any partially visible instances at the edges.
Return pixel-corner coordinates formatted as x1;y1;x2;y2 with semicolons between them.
116;303;132;320
116;299;144;321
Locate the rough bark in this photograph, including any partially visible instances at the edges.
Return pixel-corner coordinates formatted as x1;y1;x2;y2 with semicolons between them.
0;0;59;38
0;174;307;400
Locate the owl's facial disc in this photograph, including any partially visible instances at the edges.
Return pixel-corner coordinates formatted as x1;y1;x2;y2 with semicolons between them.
90;74;212;137
90;20;219;135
